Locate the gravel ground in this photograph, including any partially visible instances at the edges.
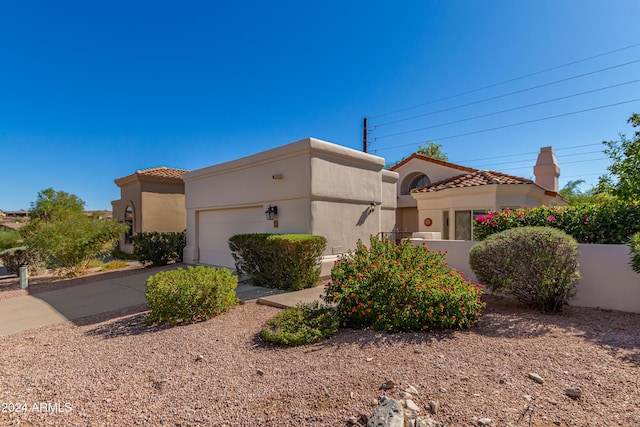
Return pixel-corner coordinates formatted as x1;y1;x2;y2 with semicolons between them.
1;292;639;426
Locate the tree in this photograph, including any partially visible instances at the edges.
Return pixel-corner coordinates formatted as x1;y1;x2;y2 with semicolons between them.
416;141;448;161
559;179;599;205
596;113;640;203
29;188;85;223
21;188;128;276
385;141;448;169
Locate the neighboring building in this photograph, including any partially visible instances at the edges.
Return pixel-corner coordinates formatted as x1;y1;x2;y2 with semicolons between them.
390;146;567;240
111;166;189;253
4;210;29;219
183;138;398;271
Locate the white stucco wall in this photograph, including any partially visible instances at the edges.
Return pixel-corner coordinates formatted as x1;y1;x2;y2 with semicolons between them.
183;137;398;269
412;239;640;314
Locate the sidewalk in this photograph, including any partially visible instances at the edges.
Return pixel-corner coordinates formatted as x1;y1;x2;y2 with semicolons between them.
0;266;325;336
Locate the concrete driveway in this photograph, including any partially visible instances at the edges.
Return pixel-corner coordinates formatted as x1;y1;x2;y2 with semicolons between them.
0;265;324;336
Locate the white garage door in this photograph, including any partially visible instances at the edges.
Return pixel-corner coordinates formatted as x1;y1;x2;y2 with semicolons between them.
198;207;265;268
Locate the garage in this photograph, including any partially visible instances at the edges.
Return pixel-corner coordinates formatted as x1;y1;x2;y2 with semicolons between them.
197;207;265;268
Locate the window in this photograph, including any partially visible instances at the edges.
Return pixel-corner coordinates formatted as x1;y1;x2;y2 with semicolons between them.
124;205;134;244
454;209;488;240
401;173;432;195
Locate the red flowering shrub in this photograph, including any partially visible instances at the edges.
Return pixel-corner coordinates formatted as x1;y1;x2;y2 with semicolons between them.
324;237;485;332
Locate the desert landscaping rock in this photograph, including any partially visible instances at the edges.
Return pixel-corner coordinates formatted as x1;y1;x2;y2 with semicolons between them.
379;380;396;391
528;372;545;384
566;387;582;398
367;397;404;427
404;384;419;396
428;400;439;415
405;399;420;412
477;417;492;425
401;391;413;400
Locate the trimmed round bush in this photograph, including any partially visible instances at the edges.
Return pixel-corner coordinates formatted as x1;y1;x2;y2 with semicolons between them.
145;266;238;325
229;233;327;290
324;237;485;332
260;301;340;346
469;226;581;313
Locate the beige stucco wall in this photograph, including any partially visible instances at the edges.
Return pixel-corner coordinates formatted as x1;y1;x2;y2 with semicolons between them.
140;192;186;232
183;137;398;269
412;239;640;314
396;207;419;232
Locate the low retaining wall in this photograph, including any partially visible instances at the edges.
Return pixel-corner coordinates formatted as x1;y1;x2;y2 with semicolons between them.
410;239;640;314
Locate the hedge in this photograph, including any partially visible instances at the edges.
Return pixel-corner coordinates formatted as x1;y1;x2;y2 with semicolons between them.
228;233;326;290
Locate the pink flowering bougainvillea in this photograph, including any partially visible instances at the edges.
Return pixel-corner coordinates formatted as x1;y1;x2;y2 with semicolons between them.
472;201;640;244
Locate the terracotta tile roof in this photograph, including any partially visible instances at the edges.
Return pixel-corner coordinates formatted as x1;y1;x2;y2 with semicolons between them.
135;166;189;179
115;166;189;186
412;170;533;193
389;153;477;173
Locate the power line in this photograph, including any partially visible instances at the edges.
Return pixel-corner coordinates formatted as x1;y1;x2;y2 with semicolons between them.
370;66;640;138
369;42;640;119
453;143;602;164
468;150;605;169
371;98;640;152
371;79;640;140
498;157;605;172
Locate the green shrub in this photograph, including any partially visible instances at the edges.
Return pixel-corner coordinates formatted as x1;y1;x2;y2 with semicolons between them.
0;247;44;276
629;232;640;274
473;201;640;244
145;266;238;325
260;301;340;346
324;237;485;332
22;215;127;276
133;231;186;266
229;234;327;290
469;227;581;313
0;228;21;251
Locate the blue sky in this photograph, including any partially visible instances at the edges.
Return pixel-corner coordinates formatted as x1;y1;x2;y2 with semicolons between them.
2;1;639;210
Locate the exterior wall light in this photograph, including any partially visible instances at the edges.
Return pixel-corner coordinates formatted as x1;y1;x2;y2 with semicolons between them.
369;202;376;213
265;205;278;220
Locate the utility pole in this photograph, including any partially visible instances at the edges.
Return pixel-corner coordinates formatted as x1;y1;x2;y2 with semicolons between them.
362;117;368;153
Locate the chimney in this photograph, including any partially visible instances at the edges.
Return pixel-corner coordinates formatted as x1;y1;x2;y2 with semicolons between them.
533;146;560;192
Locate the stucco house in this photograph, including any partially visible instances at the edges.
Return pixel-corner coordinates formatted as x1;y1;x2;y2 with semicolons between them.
111;166;189;253
182;137;398;272
390;146;567;240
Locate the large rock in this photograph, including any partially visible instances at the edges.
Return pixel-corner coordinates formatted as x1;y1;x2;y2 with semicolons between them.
367;397;405;427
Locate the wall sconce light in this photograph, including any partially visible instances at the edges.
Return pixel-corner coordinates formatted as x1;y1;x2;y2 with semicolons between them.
368;202;376;214
265;205;278;220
